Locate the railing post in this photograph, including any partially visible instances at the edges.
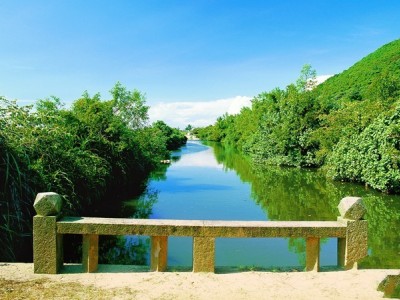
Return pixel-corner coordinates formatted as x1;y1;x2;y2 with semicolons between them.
150;236;168;271
33;192;63;274
337;237;346;267
82;234;99;272
305;237;320;271
193;237;215;272
337;197;368;270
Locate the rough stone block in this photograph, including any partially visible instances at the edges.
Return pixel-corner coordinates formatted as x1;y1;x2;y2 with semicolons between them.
33;216;63;274
150;236;168;271
34;192;62;216
338;220;368;269
82;234;98;273
337;237;346;267
193;237;215;272
346;220;368;264
338;197;366;220
305;237;320;271
57;217;347;238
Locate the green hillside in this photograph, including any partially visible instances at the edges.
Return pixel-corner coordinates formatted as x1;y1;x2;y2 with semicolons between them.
196;39;400;194
316;39;400;109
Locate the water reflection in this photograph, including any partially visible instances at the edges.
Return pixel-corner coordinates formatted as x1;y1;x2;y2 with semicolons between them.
115;141;399;269
209;142;400;269
172;142;223;169
63;188;158;265
123;189;158;219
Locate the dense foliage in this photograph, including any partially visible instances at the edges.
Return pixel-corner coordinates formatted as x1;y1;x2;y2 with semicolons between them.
0;84;186;261
196;39;400;194
153;120;187;150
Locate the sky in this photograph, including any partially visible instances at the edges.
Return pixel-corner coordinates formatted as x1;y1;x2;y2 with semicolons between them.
1;1;399;128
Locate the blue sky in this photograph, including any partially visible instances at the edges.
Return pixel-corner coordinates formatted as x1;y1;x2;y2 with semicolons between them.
1;1;399;127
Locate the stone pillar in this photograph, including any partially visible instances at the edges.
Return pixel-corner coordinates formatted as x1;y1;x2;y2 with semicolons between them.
193;237;215;272
82;234;99;273
337;238;346;267
305;237;320;271
337;197;368;270
33;192;63;274
150;236;168;272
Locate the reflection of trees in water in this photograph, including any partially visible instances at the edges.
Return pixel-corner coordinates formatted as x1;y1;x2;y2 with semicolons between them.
171;155;181;163
287;237;330;268
211;142;339;220
64;235;150;266
99;188;158;265
210;142;400;268
64;188;159;265
100;236;149;265
361;195;400;268
123;188;158;219
150;163;169;181
288;238;306;266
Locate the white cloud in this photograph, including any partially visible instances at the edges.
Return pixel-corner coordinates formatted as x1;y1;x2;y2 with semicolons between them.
175;148;223;169
148;75;333;129
306;74;334;90
149;96;252;129
316;74;333;85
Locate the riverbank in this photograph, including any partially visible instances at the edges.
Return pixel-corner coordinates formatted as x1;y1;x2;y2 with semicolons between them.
0;263;398;299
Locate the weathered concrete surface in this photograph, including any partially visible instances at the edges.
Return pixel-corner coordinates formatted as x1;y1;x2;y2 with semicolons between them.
346;220;368;264
33;216;63;274
337;238;346;268
193;237;215;272
54;217;358;274
338;197;366;220
33;192;62;217
33;196;367;275
305;237;320;272
337;217;368;269
57;217;347;238
150;236;168;272
82;234;98;273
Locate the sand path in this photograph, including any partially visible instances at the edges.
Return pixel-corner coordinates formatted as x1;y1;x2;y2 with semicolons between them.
0;263;399;299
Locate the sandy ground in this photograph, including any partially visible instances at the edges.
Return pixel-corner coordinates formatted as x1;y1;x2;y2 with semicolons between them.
0;263;399;299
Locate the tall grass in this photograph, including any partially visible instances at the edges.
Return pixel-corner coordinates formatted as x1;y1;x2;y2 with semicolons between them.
0;139;35;261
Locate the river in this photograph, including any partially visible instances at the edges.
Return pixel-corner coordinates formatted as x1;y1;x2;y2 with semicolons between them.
123;141;400;270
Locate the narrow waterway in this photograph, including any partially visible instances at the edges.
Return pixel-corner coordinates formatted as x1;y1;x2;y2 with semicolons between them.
126;141;400;269
150;141;300;268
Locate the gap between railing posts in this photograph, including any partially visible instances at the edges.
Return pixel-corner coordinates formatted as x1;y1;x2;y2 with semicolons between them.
32;193;368;274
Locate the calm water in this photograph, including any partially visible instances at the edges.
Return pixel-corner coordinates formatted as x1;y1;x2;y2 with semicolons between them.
127;141;400;269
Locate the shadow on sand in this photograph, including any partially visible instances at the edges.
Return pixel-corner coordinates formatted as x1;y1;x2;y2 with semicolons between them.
60;264;345;274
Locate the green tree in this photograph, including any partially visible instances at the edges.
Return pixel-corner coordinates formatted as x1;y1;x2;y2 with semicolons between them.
110;82;149;129
153;120;187;150
327;106;400;193
176;40;400;194
296;64;317;92
0;83;180;262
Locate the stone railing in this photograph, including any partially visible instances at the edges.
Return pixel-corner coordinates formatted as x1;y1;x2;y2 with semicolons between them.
33;193;368;274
